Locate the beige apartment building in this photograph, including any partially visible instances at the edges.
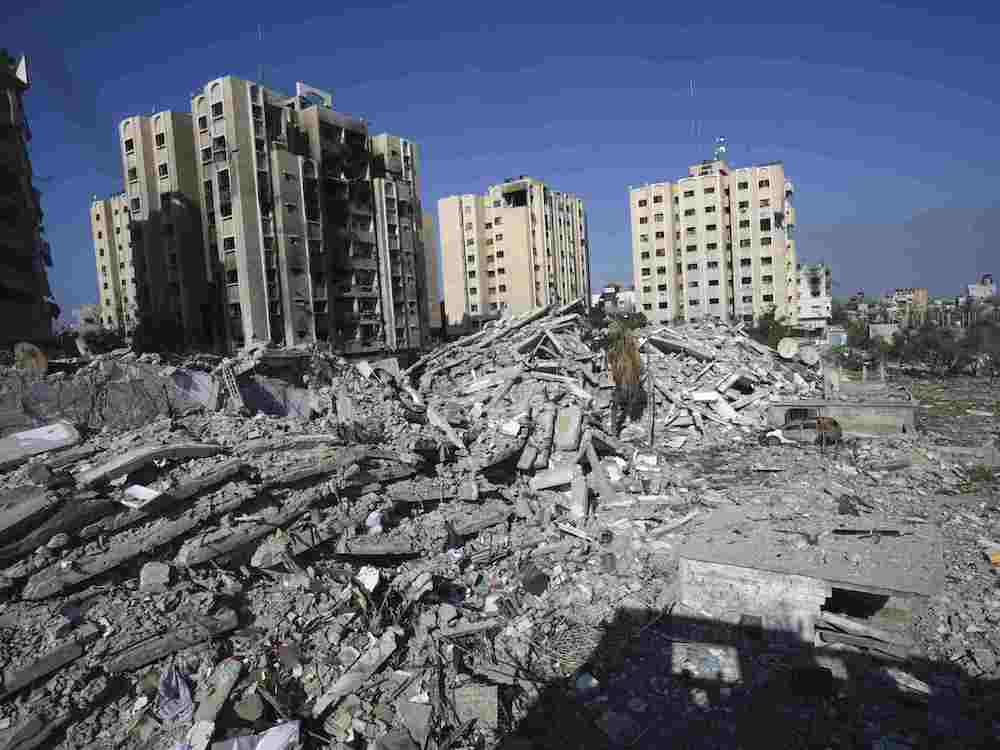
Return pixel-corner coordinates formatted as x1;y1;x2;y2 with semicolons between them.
629;158;797;326
439;176;590;327
1;52;56;346
89;193;132;331
90;111;210;344
190;77;429;353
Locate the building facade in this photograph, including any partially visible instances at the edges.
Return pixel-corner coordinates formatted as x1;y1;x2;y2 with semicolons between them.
797;263;832;331
1;52;55;345
439;177;590;327
964;273;996;302
190;78;428;353
91;76;429;355
90;193;133;332
421;214;442;333
629;158;797;325
90;112;210;345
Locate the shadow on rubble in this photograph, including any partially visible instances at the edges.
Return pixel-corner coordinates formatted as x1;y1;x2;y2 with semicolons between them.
494;607;999;750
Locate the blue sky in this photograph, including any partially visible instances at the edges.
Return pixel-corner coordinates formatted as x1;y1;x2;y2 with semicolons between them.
8;0;1000;321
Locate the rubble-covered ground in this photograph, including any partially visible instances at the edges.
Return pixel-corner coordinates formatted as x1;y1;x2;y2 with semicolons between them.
0;303;998;750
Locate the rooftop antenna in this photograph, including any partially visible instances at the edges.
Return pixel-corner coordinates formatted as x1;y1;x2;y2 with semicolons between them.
714;136;727;161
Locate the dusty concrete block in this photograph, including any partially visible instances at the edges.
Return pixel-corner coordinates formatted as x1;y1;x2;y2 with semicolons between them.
566;474;588;519
553;404;583;451
451;683;498;729
529;464;580;491
0;421;81;472
139;561;171;594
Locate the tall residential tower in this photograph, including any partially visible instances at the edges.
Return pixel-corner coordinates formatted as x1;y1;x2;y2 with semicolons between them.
1;52;55;345
91;76;430;355
439;176;589;327
629;158;797;325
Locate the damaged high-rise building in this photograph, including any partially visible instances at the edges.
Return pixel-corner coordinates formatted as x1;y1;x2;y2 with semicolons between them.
438;177;590;328
1;52;56;346
91;76;430;354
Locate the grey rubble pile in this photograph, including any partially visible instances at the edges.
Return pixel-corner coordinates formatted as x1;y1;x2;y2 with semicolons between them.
0;302;997;749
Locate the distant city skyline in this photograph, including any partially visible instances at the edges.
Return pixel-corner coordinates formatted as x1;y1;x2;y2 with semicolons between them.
8;1;1000;322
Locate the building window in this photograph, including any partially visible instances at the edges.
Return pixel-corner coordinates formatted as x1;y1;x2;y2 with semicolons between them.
656;266;667;276
709;279;720;287
155;133;166;148
212;101;224;118
653;195;663;203
198;115;208;131
740;258;752;267
741;277;752;285
760;198;771;208
468;270;476;278
128;167;138;182
687;263;698;270
738;200;749;209
689;281;699;288
638;199;648;207
705;224;717;232
467;255;475;263
494;217;502;225
683;208;695;217
639;217;648;224
658;301;668;309
201;147;212;164
707;261;719;269
685;244;697;253
688;299;700;306
704;187;716;194
469;287;478;294
130;198;141;212
223;236;236;251
761;256;773;265
99;248;104;257
96;231;103;239
124;138;134;153
739;239;751;248
639;234;649;242
706;242;718;250
641;268;651;277
464;222;473;230
761;237;773;246
655;231;665;239
738;181;748;190
743;295;753;303
760;218;772;232
641;252;650;260
654;213;664;222
739;220;750;229
704;205;716;213
643;303;652;310
495;234;503;241
683;190;694;198
763;275;774;283
499;284;507;292
709;297;720;304
763;294;774;302
158;163;168;178
759;179;770;188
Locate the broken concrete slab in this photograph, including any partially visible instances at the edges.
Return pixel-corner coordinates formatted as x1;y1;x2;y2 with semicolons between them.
0;624;100;701
76;442;224;488
106;608;238;673
0;421;81;472
553;404;583;451
312;628;401;717
451;683;499;730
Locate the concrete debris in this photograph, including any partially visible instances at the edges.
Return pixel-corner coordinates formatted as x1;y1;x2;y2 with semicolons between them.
0;305;998;748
